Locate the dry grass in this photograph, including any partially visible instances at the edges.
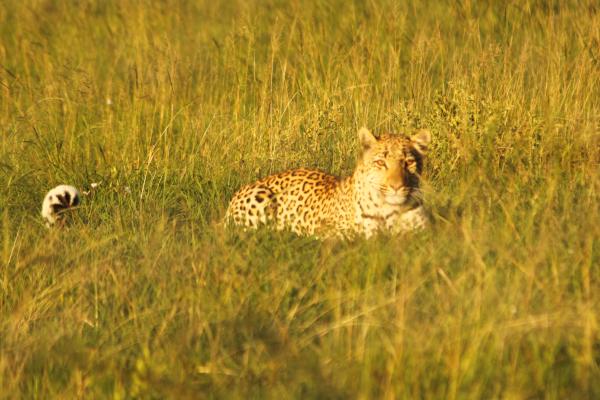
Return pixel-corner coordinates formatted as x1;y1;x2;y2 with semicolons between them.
1;0;599;398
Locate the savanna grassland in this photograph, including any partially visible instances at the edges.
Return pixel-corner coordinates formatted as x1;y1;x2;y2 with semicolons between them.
1;0;599;398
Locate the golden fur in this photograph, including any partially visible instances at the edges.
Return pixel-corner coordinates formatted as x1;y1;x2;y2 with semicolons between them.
225;127;431;238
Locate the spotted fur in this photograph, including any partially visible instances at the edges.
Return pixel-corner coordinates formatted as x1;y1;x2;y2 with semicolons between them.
225;127;431;238
41;185;80;227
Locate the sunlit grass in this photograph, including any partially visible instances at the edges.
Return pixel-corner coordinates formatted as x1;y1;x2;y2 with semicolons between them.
1;0;599;398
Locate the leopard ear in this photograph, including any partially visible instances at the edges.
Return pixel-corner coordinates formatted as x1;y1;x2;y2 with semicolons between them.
358;127;377;150
411;129;431;154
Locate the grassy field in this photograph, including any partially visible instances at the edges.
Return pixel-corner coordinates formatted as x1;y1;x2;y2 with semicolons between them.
1;0;599;398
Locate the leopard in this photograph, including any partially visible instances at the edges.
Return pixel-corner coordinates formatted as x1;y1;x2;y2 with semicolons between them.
41;184;81;227
224;127;432;238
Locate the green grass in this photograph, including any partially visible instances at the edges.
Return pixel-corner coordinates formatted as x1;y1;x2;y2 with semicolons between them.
1;0;599;398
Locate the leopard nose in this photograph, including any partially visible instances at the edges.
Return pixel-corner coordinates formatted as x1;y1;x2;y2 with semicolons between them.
390;182;404;191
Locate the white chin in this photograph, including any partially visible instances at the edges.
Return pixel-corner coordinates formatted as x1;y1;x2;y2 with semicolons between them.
385;196;407;206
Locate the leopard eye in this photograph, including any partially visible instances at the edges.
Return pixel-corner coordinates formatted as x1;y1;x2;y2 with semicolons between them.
374;159;387;168
405;159;418;173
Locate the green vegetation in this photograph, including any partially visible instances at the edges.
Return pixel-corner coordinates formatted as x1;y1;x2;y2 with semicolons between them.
1;0;598;398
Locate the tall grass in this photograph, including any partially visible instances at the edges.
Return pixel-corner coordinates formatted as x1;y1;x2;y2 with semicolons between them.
1;0;599;398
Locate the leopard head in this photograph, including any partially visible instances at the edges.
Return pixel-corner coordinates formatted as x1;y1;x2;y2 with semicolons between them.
355;127;431;207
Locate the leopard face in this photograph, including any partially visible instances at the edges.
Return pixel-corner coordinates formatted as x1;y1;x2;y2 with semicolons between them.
355;127;431;208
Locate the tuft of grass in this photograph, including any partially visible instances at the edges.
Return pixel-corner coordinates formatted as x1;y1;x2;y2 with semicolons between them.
1;0;599;398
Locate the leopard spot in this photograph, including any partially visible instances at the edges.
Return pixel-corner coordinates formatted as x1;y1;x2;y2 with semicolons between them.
56;194;66;206
51;204;67;213
302;182;313;192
